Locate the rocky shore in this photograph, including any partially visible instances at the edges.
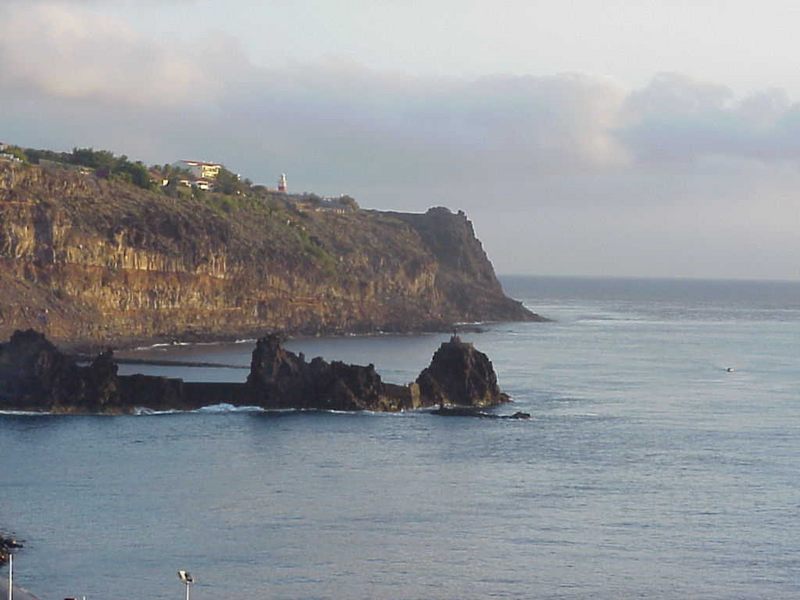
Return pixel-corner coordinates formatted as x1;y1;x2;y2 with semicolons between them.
0;329;511;414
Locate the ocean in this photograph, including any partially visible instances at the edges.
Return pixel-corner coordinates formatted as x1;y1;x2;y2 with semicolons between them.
1;276;799;599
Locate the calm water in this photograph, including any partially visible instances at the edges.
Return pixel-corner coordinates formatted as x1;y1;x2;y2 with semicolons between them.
2;276;800;599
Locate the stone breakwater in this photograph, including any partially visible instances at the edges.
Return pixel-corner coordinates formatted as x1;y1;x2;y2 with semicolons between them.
0;330;510;414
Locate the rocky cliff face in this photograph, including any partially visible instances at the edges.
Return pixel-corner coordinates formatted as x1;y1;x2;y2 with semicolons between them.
0;162;540;346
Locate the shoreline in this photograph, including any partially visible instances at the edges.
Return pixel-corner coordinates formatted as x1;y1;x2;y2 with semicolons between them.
60;321;503;356
74;356;250;369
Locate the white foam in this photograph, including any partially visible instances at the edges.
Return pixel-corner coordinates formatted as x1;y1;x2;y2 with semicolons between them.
195;403;265;414
132;407;181;416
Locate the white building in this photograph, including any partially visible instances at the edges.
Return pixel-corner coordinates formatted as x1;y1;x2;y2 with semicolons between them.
173;160;222;180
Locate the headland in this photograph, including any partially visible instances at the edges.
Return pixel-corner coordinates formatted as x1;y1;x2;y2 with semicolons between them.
0;153;542;350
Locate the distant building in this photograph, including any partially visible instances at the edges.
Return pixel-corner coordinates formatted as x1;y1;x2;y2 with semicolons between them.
278;173;287;193
148;169;169;187
176;177;213;191
173;160;222;180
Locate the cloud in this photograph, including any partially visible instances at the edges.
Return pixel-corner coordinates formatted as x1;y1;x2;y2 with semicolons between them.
7;2;800;180
0;3;222;106
618;73;800;163
3;3;800;279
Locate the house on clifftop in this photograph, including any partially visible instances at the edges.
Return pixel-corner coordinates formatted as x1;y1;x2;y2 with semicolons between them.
172;160;222;181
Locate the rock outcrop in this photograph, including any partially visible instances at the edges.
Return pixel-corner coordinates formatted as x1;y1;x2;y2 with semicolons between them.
431;407;531;419
0;329;123;413
0;330;198;414
416;335;509;408
0;330;512;414
247;334;418;411
0;162;541;348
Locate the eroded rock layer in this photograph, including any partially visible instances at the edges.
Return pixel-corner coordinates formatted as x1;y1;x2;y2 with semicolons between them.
0;163;540;347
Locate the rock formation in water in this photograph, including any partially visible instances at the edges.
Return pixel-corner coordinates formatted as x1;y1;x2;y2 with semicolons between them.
246;333;419;411
0;329;122;413
416;334;509;408
0;330;512;414
0;162;541;348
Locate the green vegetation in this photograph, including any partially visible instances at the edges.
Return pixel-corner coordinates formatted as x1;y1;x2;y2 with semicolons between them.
294;225;337;274
214;166;253;195
2;146;28;162
11;142;355;228
20;146;152;190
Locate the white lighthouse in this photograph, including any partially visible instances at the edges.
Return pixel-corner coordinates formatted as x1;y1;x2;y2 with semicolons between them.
278;173;287;193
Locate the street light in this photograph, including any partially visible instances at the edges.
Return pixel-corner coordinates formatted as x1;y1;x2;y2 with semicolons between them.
3;538;24;600
177;570;194;600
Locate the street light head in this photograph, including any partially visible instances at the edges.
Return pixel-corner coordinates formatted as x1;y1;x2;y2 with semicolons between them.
178;570;193;584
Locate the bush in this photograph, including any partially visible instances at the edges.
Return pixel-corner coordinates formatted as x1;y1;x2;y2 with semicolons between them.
67;147;152;190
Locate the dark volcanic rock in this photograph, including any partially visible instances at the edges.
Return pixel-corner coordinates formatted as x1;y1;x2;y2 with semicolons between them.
247;333;418;411
0;329;121;413
0;329;79;411
416;335;509;408
117;374;187;412
0;330;511;415
0;329;214;414
432;407;531;419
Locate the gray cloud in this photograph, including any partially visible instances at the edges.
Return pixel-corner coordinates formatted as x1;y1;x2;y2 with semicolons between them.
6;3;800;178
3;2;800;279
0;3;222;106
618;73;800;163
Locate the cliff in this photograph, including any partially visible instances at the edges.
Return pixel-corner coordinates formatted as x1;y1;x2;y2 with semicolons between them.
0;162;540;346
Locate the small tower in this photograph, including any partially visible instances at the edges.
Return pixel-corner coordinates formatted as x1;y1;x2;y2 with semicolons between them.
278;173;287;193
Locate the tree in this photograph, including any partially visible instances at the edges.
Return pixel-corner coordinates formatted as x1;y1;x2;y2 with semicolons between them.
214;167;242;195
117;160;151;189
4;146;29;163
338;195;359;210
66;147;153;189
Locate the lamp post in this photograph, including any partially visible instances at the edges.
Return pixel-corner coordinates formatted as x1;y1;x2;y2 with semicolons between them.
7;553;12;600
177;570;193;600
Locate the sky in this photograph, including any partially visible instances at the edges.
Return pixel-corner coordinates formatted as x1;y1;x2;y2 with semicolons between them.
2;0;800;280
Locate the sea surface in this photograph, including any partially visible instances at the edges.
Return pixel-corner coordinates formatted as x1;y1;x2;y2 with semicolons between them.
2;276;800;599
